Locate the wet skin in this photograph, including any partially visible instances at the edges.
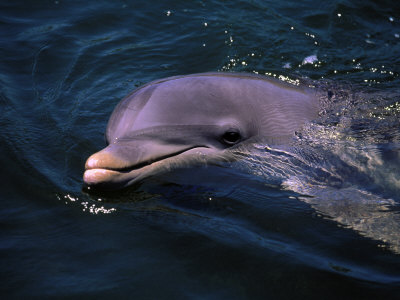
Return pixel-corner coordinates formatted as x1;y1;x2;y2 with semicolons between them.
84;73;319;190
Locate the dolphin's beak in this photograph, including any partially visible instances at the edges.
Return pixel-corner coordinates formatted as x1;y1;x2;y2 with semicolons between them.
83;141;214;190
83;145;128;189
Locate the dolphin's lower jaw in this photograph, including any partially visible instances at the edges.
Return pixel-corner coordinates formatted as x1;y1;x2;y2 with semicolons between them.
83;168;137;190
83;147;227;191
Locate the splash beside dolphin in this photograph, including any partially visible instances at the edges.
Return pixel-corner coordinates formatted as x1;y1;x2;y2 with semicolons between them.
84;72;319;190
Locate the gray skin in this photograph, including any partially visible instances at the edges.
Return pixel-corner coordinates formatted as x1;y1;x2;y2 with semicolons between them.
84;72;319;190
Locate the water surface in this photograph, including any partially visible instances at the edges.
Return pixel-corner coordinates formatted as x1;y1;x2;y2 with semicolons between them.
1;0;400;298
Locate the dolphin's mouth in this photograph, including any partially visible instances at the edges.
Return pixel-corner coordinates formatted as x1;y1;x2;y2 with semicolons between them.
83;146;214;190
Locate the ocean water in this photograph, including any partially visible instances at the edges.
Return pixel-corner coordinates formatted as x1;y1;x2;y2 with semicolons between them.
1;0;400;298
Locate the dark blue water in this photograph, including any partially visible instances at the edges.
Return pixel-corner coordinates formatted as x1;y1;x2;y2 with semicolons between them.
1;0;400;298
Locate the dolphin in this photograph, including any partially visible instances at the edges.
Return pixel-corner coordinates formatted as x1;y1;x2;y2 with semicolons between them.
82;73;400;254
83;72;319;190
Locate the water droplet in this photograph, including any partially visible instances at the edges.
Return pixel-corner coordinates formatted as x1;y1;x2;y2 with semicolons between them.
302;54;318;65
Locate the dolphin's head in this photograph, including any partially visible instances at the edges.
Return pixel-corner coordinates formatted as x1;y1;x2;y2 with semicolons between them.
83;73;318;190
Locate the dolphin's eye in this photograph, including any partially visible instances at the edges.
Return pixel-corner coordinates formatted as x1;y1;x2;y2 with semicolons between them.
221;131;241;145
